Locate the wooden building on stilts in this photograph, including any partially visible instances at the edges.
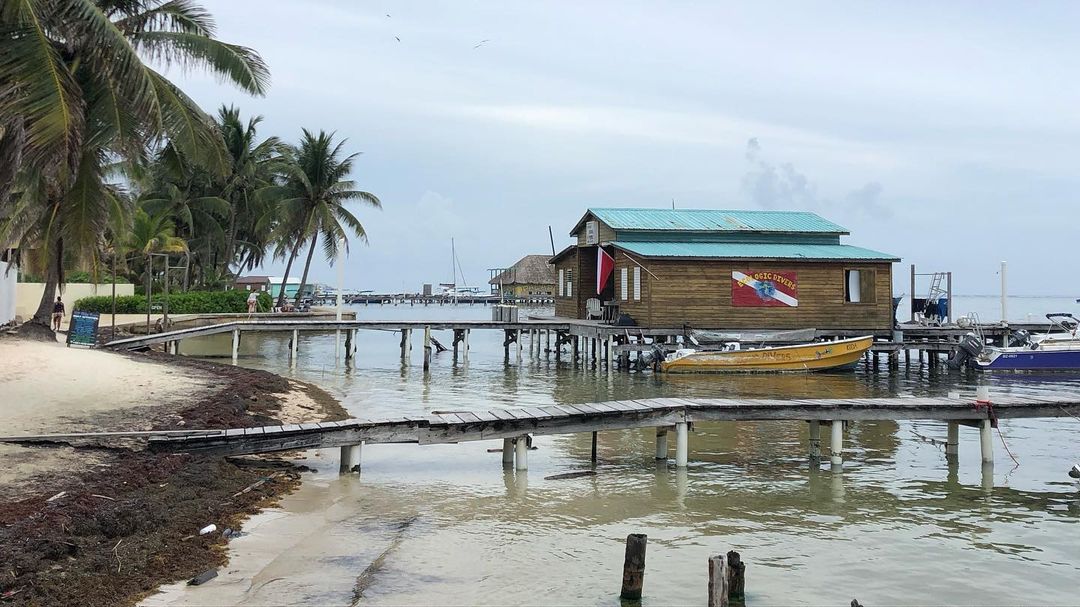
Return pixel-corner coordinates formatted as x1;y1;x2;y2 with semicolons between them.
549;208;899;335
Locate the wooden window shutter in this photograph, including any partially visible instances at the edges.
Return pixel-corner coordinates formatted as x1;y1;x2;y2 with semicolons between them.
558;269;564;297
633;267;641;301
620;268;628;301
859;269;877;303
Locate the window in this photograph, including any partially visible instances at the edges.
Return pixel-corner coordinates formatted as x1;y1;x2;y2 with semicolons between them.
845;269;876;303
633;267;641;301
558;270;564;297
620;268;628;301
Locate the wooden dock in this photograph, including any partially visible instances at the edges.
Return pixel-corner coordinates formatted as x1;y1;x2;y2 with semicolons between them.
7;394;1076;473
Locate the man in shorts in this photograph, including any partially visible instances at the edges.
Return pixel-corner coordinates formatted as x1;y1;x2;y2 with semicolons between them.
51;296;65;331
246;291;258;314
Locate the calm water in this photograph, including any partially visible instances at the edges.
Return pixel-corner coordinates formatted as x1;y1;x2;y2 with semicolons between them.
167;297;1080;605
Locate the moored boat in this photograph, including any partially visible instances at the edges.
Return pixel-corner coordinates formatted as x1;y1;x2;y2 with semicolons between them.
974;314;1080;371
660;335;874;373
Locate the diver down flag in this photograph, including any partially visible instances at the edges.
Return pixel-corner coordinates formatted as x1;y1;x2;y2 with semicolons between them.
597;248;615;295
731;270;798;307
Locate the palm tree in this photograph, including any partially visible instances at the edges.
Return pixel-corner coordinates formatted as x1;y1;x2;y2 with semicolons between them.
0;0;268;335
125;206;188;288
279;130;380;307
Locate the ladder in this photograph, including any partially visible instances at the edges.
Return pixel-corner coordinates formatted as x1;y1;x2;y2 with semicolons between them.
921;272;948;325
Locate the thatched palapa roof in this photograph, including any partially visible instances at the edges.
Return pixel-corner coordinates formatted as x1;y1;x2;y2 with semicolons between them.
489;255;556;286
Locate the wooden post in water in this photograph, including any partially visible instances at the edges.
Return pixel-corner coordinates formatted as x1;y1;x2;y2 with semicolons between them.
946;421;959;457
515;435;528;470
708;554;729;607
591;431;598;463
344;329;353;360
726;550;745;604
675;422;689;467
808;420;821;460
423;325;432;371
231;328;239;363
546;329;551;356
572;335;580;365
516;329;523;361
620;533;647;600
655;427;668;460
291;329;299;365
502;438;514;465
339;443;361;473
462;329;470;363
830;420;843;466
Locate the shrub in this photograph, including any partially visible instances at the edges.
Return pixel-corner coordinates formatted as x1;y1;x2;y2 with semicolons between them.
74;290;272;314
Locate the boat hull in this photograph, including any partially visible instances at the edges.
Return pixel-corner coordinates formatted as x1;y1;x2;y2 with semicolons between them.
660;336;874;373
977;348;1080;371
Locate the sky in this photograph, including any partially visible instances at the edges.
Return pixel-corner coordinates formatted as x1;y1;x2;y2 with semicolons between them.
176;0;1080;296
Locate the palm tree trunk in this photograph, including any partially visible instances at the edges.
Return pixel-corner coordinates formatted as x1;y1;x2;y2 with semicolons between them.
224;208;238;277
31;234;63;328
294;233;319;307
275;243;299;309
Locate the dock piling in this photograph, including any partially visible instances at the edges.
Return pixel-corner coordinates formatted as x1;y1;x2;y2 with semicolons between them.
502;438;514;465
655;427;669;460
830;420;843;466
423;325;432;371
946;421;959;457
591;431;598;463
290;329;298;365
675;422;689;467
515;435;528;470
231;328;239;363
979;419;993;464
339;443;362;473
808;420;821;460
707;553;729;607
462;329;470;363
344;329;353;360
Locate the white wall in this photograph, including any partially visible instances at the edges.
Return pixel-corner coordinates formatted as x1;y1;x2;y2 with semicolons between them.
0;261;16;326
15;282;136;321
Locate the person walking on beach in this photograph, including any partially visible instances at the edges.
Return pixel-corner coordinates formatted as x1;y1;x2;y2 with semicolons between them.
247;291;259;314
51;296;65;331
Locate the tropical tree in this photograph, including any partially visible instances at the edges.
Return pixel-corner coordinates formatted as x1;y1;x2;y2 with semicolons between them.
279;129;380;307
124;206;187;288
0;0;268;335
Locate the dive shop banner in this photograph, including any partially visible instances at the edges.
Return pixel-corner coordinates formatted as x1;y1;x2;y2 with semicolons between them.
731;270;799;307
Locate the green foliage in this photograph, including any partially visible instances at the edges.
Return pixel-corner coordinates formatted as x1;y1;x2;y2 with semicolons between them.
74;290;271;314
17;269;132;284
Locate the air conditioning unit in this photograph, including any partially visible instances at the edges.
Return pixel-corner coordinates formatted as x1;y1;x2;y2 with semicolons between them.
585;220;599;245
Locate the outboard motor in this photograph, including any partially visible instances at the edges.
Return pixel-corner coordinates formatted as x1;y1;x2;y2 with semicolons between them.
947;332;984;370
1008;329;1031;347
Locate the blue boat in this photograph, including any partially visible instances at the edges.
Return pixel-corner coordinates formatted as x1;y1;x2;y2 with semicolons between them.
975;313;1080;371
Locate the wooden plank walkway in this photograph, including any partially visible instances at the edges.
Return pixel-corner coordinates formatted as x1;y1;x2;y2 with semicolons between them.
4;395;1077;458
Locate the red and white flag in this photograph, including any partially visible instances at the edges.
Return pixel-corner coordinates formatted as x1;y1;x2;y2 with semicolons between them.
596;248;615;294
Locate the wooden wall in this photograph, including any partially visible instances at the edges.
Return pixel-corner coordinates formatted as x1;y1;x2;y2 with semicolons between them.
574;219;616;247
553;250;578;318
611;253;894;332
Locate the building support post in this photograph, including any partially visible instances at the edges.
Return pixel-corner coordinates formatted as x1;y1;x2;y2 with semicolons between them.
515;435;528;471
946;421;959;458
502;438;514;465
675;422;689;468
655;427;669;460
808;420;821;460
339;443;362;473
980;419;993;465
231;328;239;363
830;420;843;466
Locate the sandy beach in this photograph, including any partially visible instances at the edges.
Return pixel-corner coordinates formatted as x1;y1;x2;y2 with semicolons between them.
0;337;347;606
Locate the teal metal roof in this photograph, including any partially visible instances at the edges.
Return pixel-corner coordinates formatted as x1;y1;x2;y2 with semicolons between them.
574;208;849;235
611;241;899;262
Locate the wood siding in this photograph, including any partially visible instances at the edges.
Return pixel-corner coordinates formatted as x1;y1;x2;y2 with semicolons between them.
610;253;894;332
553;250;578;318
574;218;616;246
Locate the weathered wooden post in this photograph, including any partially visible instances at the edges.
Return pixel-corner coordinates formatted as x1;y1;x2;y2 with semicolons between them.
591;431;598;463
231;328;240;363
290;329;299;365
502;438;515;465
545;329;551;356
946;421;959;457
344;329;353;360
830;420;843;466
808;420;821;460
515;435;528;470
516;329;523;361
620;533;647;600
708;553;728;607
655;427;668;460
400;329;411;361
980;419;993;464
572;335;580;365
423;325;432;371
462;329;470;363
726;550;745;604
339;443;361;473
675;422;689;467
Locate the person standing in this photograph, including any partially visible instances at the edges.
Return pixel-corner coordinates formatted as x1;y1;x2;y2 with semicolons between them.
246;291;259;314
51;296;65;331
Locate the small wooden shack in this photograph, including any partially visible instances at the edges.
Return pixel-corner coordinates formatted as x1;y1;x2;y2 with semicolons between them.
550;208;899;334
489;255;557;298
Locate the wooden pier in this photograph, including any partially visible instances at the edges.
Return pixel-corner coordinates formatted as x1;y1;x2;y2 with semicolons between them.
7;394;1077;474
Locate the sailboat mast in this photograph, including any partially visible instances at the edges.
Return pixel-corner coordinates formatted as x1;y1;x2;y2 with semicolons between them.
451;237;457;303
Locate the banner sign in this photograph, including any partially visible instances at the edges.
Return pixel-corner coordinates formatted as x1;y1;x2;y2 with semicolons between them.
67;310;100;347
732;270;798;307
596;248;614;295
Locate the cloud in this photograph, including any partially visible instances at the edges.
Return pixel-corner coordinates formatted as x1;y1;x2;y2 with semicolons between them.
741;138;890;219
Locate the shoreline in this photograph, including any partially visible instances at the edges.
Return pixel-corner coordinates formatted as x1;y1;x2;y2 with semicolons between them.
0;340;347;606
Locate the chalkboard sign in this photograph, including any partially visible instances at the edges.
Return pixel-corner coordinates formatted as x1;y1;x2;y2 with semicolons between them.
67;310;100;348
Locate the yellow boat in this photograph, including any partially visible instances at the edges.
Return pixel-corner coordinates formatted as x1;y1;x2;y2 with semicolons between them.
660;335;874;373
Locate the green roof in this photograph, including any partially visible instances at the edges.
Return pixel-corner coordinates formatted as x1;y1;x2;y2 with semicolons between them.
611;241;899;262
573;208;849;235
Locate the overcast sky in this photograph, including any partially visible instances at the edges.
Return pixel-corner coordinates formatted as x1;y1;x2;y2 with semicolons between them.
177;1;1079;296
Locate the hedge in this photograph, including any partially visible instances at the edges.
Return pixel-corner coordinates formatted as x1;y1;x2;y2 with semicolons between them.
73;290;272;314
